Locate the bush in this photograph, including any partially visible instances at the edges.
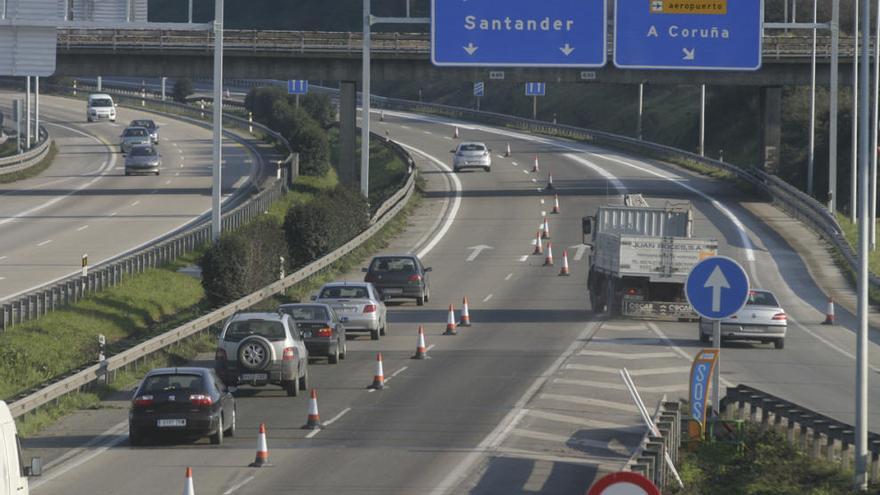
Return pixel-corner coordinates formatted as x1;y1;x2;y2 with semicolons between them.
199;217;288;306
173;78;193;103
301;93;336;129
327;185;370;237
245;86;288;122
294;119;331;176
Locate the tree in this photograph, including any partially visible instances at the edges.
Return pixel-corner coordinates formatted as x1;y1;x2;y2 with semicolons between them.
293;119;331;176
172;78;193;103
301;93;336;129
245;86;288;122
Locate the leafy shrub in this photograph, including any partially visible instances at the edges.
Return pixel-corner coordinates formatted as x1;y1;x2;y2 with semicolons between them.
294;119;330;176
301;93;336;129
172;78;193;103
245;86;288;122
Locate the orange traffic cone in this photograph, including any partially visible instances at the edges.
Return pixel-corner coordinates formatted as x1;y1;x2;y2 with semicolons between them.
546;173;555;191
368;353;385;389
533;230;543;255
532;155;540;172
412;326;427;359
182;467;195;495
552;194;561;214
559;250;571;276
302;389;322;430
544;243;555;266
822;297;835;325
542;216;551;240
460;297;472;327
444;305;458;335
453;126;460;139
249;423;272;467
505;142;511;157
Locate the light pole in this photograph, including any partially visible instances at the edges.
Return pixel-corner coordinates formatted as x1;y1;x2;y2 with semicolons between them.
361;0;371;199
637;82;644;140
211;0;224;241
851;1;859;220
807;0;818;197
829;0;840;212
699;84;706;157
871;0;880;250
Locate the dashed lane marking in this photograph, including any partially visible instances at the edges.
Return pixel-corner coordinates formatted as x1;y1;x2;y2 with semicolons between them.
577;350;678;359
519;255;529;262
505;273;513;281
564;364;691;376
483;294;493;303
37;240;52;247
305;407;352;439
512;162;519;166
109;212;117;217
222;476;256;495
131;201;140;207
426;344;436;352
0;256;6;261
77;225;89;232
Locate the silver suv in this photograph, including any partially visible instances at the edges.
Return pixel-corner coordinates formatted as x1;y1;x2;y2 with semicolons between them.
214;312;309;397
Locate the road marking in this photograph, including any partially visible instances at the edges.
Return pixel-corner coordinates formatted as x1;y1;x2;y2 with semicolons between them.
497;447;617;470
531;178;537;183
519;255;528;262
496;154;505;159
305;407;352;439
150;190;159;194
109;212;117;217
37;240;52;247
401;125;411;130
466;244;493;261
131;201;140;207
570;244;589;261
423;131;431;135
0;256;7;261
540;198;545;204
172;142;179;147
526;409;630;430
565;364;691;376
175;172;180;176
578;350;677;359
222;476;256;495
646;322;737;388
29;421;129;490
505;273;513;281
553;377;688;393
165;179;172;185
512;161;519;166
389;366;408;379
510;428;626;454
444;136;453;140
523;460;553;492
0;277;5;281
538;394;636;412
522;170;529;174
426;344;436;352
483;294;493;303
431;321;600;495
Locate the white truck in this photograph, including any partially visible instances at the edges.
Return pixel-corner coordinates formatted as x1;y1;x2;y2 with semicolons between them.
583;195;718;320
1;401;41;495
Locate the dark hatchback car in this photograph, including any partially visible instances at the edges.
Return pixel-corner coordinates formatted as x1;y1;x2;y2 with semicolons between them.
129;367;236;446
363;254;432;306
278;303;348;364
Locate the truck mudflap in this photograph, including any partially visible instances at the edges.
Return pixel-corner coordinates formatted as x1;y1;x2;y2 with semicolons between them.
622;298;698;321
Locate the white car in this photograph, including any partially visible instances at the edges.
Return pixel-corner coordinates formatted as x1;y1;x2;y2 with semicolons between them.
699;289;787;349
86;93;116;122
312;282;387;341
451;142;492;172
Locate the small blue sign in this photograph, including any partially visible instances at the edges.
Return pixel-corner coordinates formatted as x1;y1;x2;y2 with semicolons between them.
690;360;712;423
685;256;750;319
474;81;485;97
431;0;607;67
614;0;763;71
287;80;309;95
525;82;546;97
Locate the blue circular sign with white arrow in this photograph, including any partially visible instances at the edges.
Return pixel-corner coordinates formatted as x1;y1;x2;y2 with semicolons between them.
685;256;750;320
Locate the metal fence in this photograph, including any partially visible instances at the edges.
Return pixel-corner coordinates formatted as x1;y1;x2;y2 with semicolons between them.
0;126;51;176
627;399;682;489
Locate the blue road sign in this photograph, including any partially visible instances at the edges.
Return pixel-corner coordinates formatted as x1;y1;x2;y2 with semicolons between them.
287;79;309;95
614;0;763;71
431;0;607;67
685;256;750;319
474;81;485;97
525;82;546;96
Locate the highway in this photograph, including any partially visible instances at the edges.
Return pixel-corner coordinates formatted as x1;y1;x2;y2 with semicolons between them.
0;91;257;302
22;106;880;494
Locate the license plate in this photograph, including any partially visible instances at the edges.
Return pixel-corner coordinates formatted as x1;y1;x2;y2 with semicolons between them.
157;419;186;427
342;307;358;313
303;331;312;337
383;288;403;294
241;373;268;381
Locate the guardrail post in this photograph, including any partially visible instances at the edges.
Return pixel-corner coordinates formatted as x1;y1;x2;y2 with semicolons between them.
637;455;656;483
1;304;8;331
646;438;665;487
826;425;843;462
811;420;828;459
760;398;773;431
786;411;800;444
840;430;853;471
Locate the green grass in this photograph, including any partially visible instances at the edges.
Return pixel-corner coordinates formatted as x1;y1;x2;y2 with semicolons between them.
0;137;16;157
0;142;58;184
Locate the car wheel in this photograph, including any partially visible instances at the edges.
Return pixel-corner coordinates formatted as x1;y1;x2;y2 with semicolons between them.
225;407;236;436
371;329;380;340
210;415;224;445
774;339;785;350
129;426;143;446
425;288;430;302
155;171;160;176
299;365;309;390
328;343;340;364
484;166;491;172
285;379;299;397
417;294;425;306
380;322;387;336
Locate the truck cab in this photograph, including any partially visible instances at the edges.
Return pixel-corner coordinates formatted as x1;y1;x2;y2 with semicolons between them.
1;401;41;495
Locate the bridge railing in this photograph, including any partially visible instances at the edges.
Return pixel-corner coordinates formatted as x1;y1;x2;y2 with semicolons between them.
0;125;51;176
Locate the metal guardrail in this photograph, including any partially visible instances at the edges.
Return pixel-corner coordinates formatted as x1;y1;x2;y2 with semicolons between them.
627;399;681;489
721;384;880;481
54;28;861;60
0;126;51;176
0;83;296;330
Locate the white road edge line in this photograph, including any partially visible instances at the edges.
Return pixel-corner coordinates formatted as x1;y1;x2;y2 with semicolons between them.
37;240;52;247
30;421;129;491
222;476;256;495
76;225;89;232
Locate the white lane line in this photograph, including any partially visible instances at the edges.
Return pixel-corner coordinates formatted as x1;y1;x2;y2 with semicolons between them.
578;350;677;359
565;364;691;376
512;161;519;166
496;154;505;159
0;256;7;261
401;125;412;130
444;136;453;140
519;255;529;262
531;178;537;183
497;447;619;470
76;225;89;232
522;170;529;174
130;201;140;207
165;179;172;185
426;344;436;352
526;409;630;430
541;210;547;217
505;273;513;281
431;321;599;495
389;366;408;379
423;131;432;135
538;394;636;412
37;240;52;247
483;294;493;303
30;421;129;490
305;407;352;439
175;172;180;176
646;322;736;388
109;212;118;217
172;142;179;147
398;144;463;260
222;476;256;495
0;277;5;281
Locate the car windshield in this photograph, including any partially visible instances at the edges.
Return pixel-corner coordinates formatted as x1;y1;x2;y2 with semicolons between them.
141;374;202;394
130;147;156;157
320;286;369;299
458;144;485;152
370;257;416;273
90;98;113;107
224;320;287;342
124;128;148;137
131;120;156;130
746;290;778;307
282;305;329;321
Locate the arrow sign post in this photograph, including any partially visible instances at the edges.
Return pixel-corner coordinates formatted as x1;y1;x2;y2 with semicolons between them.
466;245;494;262
685;256;749;415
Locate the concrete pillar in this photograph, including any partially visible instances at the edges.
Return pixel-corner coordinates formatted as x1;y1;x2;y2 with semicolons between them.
338;81;358;187
761;86;783;175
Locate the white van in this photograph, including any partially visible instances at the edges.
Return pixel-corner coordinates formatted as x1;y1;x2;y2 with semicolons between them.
86;93;117;122
0;401;41;495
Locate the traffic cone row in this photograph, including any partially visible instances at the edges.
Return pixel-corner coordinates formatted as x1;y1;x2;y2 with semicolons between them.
559;249;570;276
822;297;835;325
552;194;561;214
249;423;272;467
302;389;322;430
413;325;427;359
544;243;555;266
460;297;471;327
367;353;385;389
183;467;195;495
533;231;543;255
444;305;458;335
542;216;551;240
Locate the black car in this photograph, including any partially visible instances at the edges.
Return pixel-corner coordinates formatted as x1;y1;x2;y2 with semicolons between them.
278;303;348;364
129;367;235;446
129;119;159;144
362;254;432;306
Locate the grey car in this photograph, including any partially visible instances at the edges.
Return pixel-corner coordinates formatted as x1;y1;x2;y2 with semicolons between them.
124;144;161;176
362;254;431;306
214;312;310;396
313;282;387;340
451;142;492;172
120;126;152;154
699;289;787;349
130;119;159;144
278;303;347;364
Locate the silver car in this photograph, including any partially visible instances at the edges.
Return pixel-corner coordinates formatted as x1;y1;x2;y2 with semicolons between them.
451;142;492;172
120;126;152;154
129;119;159;144
124;144;161;176
214;312;310;396
699;289;787;349
313;282;387;340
